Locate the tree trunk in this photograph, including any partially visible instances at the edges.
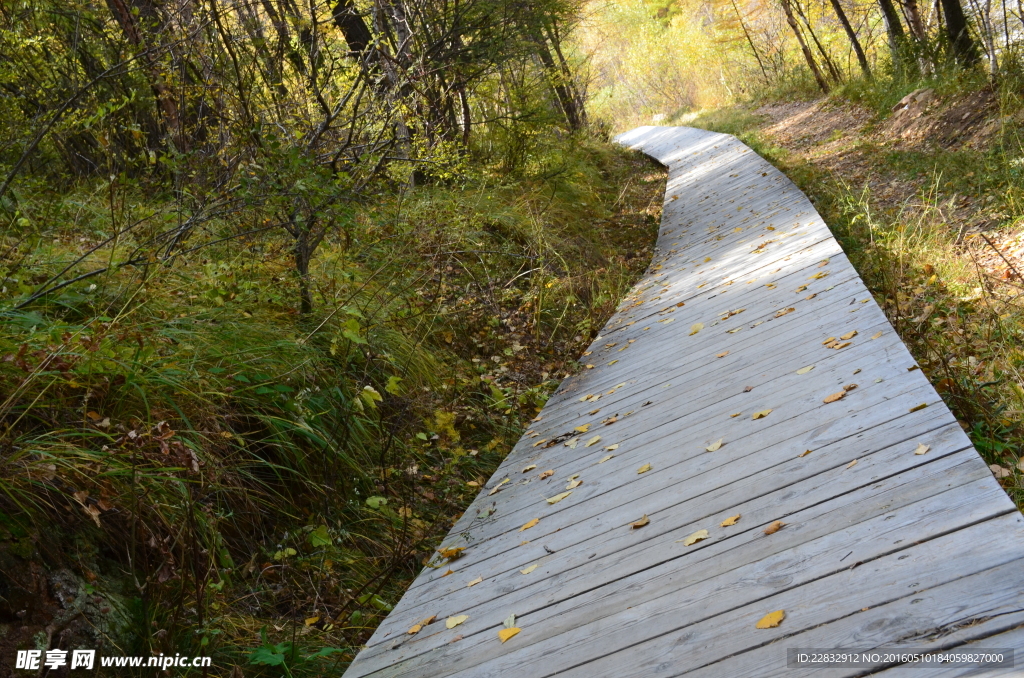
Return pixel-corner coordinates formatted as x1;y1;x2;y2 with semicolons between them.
332;0;374;58
941;0;981;65
731;0;770;83
829;0;872;77
794;0;843;82
877;0;910;70
780;0;830;92
902;0;928;40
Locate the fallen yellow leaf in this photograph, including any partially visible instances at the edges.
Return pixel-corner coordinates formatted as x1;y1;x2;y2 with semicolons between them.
706;438;723;452
585;435;601;447
522;464;536;472
799;449;812;457
566;479;582;490
716;351;729;358
680;529;709;546
498;627;521;643
823;391;846;403
605;444;619;451
752;409;773;420
689;323;704;336
822;336;836;345
437;546;466;560
466;576;482;587
909;403;928;412
637;463;652;474
630;514;650;529
519;518;539;531
764;520;785;535
721;514;740;526
538;470;554;479
871;331;883;339
574;424;591;433
755;610;785;629
598;455;614;463
489;478;510;495
305;616;320;626
914;443;930;455
846;459;858;469
520;564;538;575
796;365;814;375
546;491;572;504
446;615;468;629
840;330;858;340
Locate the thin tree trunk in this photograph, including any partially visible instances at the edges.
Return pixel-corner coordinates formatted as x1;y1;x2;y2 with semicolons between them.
781;0;830;92
902;0;928;40
731;0;770;82
829;0;872;77
794;0;843;82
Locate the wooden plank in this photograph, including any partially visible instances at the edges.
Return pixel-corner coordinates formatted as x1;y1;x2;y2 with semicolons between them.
349;455;1004;677
342;126;1024;678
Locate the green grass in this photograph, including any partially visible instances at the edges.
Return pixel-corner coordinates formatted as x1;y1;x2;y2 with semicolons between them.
0;133;666;673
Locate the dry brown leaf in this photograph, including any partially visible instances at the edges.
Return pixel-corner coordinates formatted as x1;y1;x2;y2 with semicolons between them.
679;529;709;545
764;520;785;535
445;615;468;629
755;610;785;629
991;464;1012;479
546;491;572;504
637;463;652;474
914;443;930;456
498;627;521;643
823;391;846;403
519;518;539;532
720;515;740;527
538;470;554;480
706;439;723;452
441;569;454;577
630;514;650;529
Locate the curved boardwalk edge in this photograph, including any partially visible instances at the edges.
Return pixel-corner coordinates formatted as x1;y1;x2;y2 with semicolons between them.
342;126;1024;678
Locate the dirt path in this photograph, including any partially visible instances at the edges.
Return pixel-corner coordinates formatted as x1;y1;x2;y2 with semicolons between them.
748;95;1024;283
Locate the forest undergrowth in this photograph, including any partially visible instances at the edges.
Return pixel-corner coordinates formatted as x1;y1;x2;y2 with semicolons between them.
0;137;665;673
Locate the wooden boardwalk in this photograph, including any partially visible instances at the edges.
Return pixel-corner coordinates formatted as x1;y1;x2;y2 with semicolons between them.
343;126;1024;677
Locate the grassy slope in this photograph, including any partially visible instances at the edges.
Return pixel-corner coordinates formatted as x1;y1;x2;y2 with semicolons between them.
0;137;665;673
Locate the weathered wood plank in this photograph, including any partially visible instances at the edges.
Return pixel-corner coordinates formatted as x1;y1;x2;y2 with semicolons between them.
342;126;1024;678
